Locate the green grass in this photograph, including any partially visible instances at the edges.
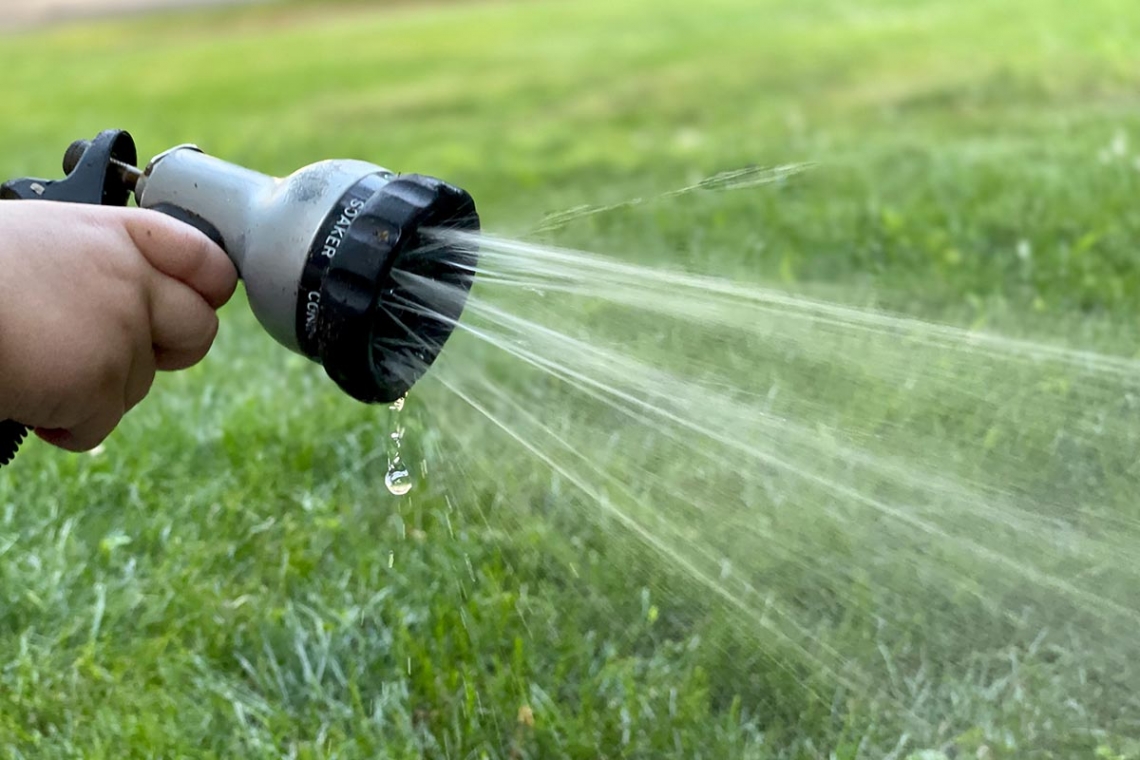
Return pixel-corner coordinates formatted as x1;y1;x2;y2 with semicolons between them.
3;0;1140;757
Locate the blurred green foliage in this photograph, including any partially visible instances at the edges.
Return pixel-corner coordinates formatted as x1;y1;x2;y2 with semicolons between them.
1;0;1140;756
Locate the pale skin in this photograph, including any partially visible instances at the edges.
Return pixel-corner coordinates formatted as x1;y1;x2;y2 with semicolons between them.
0;201;237;452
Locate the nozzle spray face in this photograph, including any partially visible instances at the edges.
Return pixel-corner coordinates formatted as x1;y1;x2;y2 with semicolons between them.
296;173;480;403
135;143;480;405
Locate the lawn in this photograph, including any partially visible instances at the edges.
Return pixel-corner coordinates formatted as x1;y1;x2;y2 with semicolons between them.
2;0;1140;757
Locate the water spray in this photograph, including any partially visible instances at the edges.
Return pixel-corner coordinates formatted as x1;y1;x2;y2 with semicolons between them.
0;129;480;465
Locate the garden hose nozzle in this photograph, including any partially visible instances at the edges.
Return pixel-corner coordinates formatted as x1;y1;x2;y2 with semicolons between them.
0;129;481;466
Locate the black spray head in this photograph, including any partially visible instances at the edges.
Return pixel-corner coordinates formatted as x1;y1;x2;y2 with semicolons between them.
297;173;480;404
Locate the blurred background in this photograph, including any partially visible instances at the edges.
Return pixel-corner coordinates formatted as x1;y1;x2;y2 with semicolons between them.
0;0;252;28
2;0;1140;758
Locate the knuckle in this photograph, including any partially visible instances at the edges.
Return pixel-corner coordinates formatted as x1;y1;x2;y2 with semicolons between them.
200;309;220;343
193;313;220;360
126;373;156;410
93;350;130;397
185;307;219;357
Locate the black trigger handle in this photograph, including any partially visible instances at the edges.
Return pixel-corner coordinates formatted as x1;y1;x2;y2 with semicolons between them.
0;129;138;206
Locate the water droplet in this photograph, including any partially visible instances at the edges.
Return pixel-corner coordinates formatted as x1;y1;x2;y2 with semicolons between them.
385;396;414;496
385;466;413;496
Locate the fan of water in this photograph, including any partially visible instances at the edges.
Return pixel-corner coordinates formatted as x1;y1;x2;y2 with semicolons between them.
374;210;1140;752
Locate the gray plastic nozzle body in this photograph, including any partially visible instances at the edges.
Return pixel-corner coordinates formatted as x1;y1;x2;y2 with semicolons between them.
135;146;392;353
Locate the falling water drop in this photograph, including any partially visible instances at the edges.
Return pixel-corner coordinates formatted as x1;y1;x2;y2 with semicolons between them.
385;395;414;496
385;450;413;497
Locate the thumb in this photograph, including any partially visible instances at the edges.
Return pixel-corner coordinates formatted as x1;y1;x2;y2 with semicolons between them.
116;207;238;309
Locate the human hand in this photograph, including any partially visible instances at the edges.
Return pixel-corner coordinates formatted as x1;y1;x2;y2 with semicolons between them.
0;201;237;452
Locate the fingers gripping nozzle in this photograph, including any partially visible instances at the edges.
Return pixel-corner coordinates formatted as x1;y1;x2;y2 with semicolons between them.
0;131;481;467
